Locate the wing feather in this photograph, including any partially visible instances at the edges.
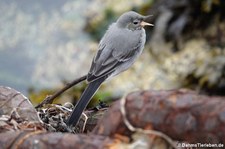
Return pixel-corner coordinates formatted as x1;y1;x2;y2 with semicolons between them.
87;43;141;82
87;24;144;83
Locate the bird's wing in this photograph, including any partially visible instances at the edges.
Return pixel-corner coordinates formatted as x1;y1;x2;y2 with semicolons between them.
87;42;141;82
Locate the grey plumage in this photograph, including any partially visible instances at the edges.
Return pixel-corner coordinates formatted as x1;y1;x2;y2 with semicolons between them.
66;11;153;127
66;76;106;126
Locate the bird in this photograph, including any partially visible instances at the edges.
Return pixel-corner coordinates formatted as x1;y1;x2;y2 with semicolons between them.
66;11;153;127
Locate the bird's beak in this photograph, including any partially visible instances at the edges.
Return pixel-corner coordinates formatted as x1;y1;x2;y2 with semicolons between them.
141;15;154;27
140;21;154;27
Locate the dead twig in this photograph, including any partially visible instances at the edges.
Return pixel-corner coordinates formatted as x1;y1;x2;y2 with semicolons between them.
35;75;87;109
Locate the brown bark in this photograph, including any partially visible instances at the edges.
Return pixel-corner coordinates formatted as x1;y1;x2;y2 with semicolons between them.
0;131;113;149
1;86;225;148
93;89;225;144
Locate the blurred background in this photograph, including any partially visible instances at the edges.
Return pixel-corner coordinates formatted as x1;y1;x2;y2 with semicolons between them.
0;0;225;105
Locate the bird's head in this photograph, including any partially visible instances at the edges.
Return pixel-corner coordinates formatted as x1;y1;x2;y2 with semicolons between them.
116;11;153;31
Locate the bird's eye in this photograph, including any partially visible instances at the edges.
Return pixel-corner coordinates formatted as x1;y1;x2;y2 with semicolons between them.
133;20;139;25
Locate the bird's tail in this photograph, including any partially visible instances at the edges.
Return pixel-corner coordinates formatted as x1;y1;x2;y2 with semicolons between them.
66;77;105;127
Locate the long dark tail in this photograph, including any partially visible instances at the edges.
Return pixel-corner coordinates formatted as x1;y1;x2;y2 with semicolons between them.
66;77;105;127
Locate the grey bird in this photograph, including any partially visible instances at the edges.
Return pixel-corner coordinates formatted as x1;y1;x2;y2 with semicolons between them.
66;11;153;127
